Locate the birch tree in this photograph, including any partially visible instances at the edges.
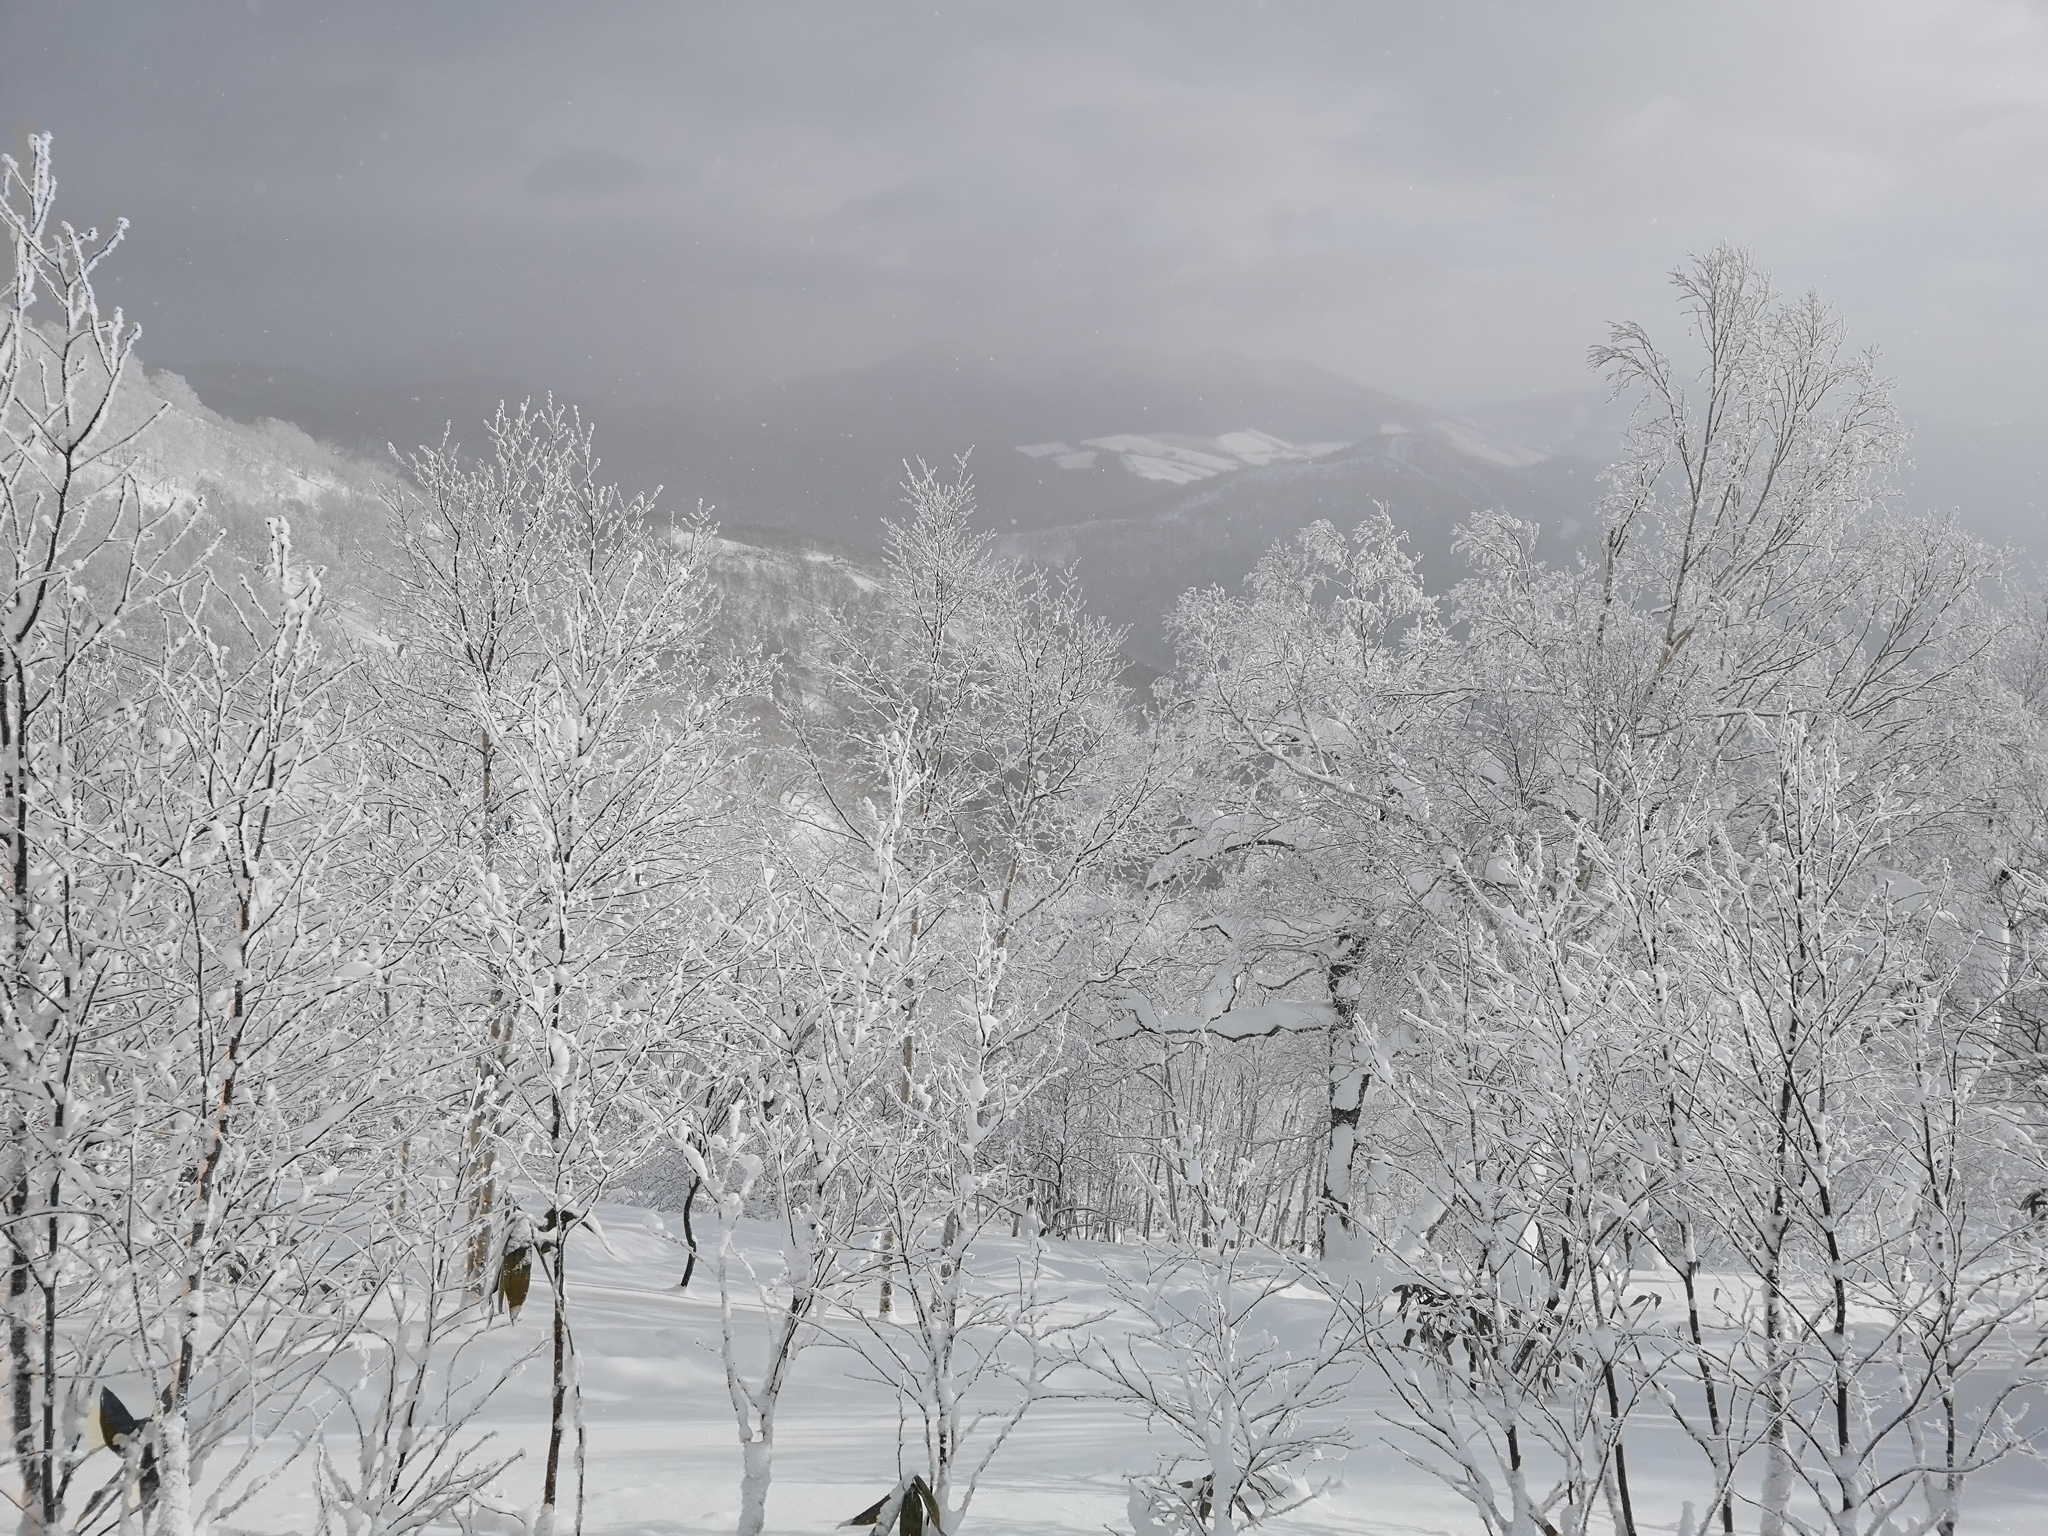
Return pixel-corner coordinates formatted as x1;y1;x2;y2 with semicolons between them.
0;133;201;1536
1158;510;1448;1259
1083;1240;1358;1536
379;401;577;1293
108;525;384;1536
1644;725;2048;1536
402;406;754;1536
683;883;896;1536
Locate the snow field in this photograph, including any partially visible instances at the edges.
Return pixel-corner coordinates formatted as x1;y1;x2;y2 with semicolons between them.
198;1202;2048;1534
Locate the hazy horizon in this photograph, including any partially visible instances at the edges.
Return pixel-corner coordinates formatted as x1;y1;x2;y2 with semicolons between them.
7;2;2046;545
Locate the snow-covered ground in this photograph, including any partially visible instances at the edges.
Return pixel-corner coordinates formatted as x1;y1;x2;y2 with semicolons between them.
1013;431;1354;484
206;1201;2047;1536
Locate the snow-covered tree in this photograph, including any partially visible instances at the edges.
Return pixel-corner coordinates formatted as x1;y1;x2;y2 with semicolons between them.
381;402;755;1536
0;132;202;1536
1083;1240;1357;1536
1359;821;1666;1536
1153;509;1448;1259
309;1113;534;1536
379;400;588;1296
1635;725;2048;1536
102;525;392;1535
836;956;1083;1534
681;882;897;1536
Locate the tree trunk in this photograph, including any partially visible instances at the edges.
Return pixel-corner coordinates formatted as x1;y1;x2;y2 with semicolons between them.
155;1412;198;1536
1320;939;1369;1260
1760;1253;1793;1536
735;1435;774;1536
540;1234;570;1536
465;727;508;1294
4;675;47;1536
678;1175;702;1291
879;1227;895;1317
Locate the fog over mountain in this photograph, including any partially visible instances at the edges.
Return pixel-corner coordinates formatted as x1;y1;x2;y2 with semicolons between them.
159;325;2036;664
6;0;2046;594
157;345;1613;661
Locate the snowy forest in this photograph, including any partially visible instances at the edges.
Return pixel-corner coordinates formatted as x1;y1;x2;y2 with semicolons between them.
7;129;2048;1536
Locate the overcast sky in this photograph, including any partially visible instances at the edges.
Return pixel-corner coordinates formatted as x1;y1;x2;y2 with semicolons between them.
7;1;2047;440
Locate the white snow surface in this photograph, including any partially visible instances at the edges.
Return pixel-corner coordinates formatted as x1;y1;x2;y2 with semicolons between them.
198;1201;2047;1535
1418;418;1550;469
1010;418;1555;483
1010;430;1355;482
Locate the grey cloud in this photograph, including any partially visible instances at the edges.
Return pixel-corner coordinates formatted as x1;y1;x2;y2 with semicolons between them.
3;0;2046;541
523;148;647;200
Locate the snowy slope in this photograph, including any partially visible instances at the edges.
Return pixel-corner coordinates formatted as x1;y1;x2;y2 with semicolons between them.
113;367;898;681
195;1199;2045;1536
204;1203;1436;1536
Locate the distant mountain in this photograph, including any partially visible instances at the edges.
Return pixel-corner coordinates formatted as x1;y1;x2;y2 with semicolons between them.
154;348;1614;665
122;366;410;599
664;347;1578;549
162;363;566;468
1002;422;1601;663
145;353;2048;676
110;365;891;694
1457;388;1631;467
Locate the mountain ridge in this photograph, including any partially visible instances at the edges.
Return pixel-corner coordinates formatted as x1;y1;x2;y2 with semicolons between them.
147;347;1609;664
